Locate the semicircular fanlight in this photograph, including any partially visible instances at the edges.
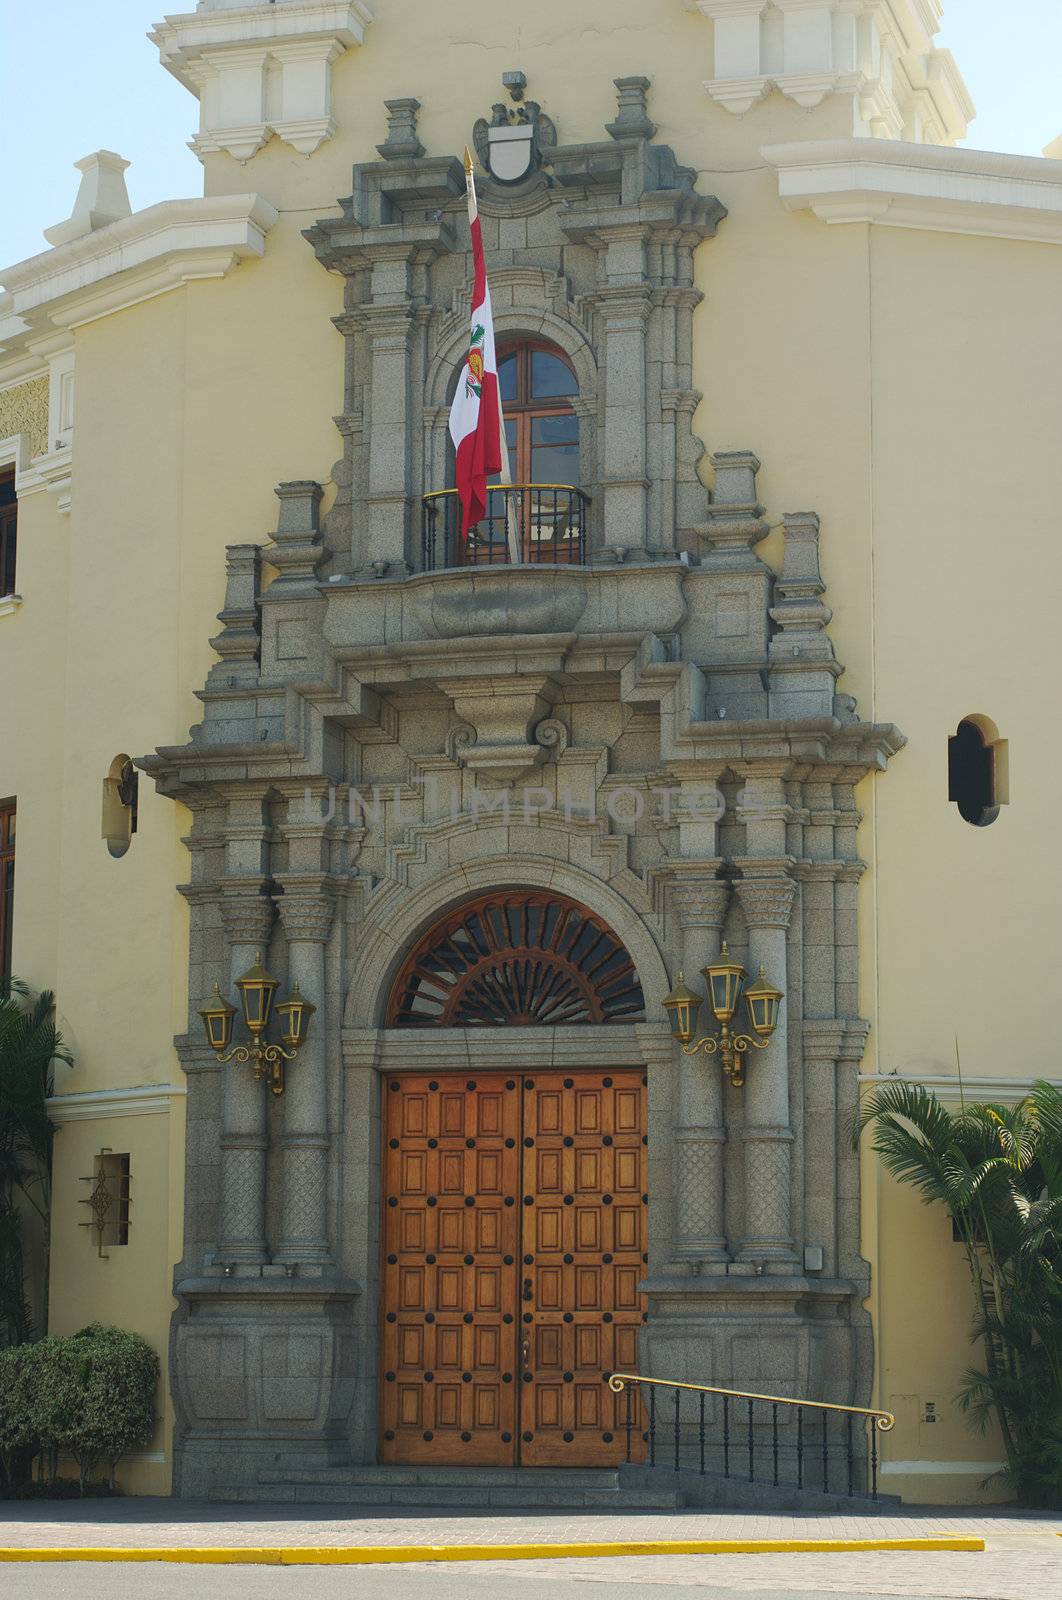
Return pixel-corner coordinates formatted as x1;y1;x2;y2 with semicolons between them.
387;890;645;1028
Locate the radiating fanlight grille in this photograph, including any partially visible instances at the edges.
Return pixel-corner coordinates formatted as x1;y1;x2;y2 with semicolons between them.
387;891;645;1028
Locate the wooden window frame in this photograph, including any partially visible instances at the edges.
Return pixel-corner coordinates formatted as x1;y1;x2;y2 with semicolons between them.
496;339;579;488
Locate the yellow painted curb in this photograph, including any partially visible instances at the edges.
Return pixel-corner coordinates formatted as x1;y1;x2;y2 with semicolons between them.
0;1537;985;1565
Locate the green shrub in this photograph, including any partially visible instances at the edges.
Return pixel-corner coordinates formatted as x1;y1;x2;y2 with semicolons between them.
0;1324;159;1493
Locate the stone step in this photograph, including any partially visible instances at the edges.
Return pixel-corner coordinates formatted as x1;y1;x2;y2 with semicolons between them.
256;1463;684;1509
259;1465;622;1489
277;1482;684;1509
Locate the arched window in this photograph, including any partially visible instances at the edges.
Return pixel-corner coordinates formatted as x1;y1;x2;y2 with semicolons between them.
496;339;580;488
948;715;1008;827
387;890;645;1027
438;338;586;567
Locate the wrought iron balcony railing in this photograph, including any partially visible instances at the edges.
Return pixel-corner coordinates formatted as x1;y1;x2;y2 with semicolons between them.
421;484;589;570
607;1374;895;1501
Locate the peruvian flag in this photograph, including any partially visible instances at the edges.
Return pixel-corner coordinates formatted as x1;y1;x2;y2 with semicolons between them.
449;149;517;557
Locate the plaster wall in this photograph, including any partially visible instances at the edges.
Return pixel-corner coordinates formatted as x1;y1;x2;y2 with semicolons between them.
0;0;1057;1502
46;1103;185;1497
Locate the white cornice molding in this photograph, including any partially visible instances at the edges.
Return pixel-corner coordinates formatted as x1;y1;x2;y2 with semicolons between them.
694;0;972;143
150;3;373;161
0;193;278;354
46;1084;188;1122
151;1;373;72
763;138;1062;243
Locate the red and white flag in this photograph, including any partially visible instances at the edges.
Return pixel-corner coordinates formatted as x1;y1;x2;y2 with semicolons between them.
449;149;518;557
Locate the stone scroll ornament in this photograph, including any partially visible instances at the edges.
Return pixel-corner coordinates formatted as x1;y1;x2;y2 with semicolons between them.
447;150;519;559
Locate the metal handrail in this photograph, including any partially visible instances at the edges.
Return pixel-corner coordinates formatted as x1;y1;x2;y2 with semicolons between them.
421;482;590;570
423;483;583;500
608;1374;895;1432
606;1373;894;1500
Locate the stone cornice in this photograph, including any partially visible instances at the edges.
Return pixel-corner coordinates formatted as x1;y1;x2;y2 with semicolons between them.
0;194;278;359
764;138;1062;244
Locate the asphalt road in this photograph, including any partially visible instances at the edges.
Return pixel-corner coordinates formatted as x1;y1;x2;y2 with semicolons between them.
1;1556;1046;1600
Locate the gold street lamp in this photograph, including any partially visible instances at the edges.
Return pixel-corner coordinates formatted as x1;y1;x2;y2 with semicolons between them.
663;942;783;1088
198;953;316;1097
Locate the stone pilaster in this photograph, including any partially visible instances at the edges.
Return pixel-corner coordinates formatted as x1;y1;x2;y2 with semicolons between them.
733;865;798;1265
217;888;275;1265
361;267;416;576
595;274;652;550
670;871;730;1266
275;880;336;1266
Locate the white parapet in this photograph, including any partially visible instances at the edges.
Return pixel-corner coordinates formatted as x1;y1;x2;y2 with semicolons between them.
150;1;374;161
694;0;974;144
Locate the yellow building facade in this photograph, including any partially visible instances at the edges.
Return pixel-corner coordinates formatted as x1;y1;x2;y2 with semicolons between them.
1;0;1058;1506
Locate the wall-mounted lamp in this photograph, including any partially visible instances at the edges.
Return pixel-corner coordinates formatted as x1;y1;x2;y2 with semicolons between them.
198;953;315;1096
662;943;782;1087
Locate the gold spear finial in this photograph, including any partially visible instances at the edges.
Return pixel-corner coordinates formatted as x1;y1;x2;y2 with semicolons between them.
464;145;475;177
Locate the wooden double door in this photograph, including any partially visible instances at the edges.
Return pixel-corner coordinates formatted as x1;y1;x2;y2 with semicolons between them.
380;1070;647;1466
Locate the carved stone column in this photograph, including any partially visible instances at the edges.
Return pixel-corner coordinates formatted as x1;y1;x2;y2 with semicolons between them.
733;867;798;1265
275;883;336;1265
217;890;275;1264
671;872;730;1265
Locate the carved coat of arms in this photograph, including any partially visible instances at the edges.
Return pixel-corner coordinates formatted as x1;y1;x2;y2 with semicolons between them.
473;97;557;184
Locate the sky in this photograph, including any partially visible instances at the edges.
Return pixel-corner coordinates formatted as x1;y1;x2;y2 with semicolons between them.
2;1;1061;270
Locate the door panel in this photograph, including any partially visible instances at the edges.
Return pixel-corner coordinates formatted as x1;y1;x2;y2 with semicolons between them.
381;1074;521;1464
520;1072;647;1465
380;1070;647;1466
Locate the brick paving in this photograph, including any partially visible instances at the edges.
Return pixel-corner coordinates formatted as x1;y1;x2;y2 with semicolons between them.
0;1499;1058;1553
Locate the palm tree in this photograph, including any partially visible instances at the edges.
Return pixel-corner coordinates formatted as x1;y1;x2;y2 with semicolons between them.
0;981;72;1346
855;1079;1062;1508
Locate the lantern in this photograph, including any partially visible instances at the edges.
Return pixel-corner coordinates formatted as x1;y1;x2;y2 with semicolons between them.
662;972;703;1045
702;942;746;1023
198;983;236;1054
275;982;317;1052
744;967;783;1039
234;952;280;1036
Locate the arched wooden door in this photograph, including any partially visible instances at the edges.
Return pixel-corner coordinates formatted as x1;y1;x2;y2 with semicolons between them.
380;892;648;1468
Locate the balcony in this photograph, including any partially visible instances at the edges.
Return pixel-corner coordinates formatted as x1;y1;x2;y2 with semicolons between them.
421;484;589;571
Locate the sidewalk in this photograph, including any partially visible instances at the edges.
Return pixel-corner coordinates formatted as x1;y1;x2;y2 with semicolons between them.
0;1497;1058;1551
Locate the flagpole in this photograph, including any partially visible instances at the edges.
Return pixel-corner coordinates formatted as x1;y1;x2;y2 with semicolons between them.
464;148;521;566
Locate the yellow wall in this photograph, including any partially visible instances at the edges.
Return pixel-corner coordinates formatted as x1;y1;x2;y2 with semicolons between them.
2;0;1057;1501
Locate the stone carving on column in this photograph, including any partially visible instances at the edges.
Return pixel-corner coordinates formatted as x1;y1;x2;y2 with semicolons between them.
733;869;798;1266
606;75;657;142
768;511;842;718
670;873;731;1267
377;97;424;161
217;888;275;1265
206;545;261;691
275;878;337;1268
697;451;771;570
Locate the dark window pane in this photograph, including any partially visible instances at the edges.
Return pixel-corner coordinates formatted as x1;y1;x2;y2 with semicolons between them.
498;353;518;403
948;719;999;827
531;350;577;399
531;441;580;485
532;415;579;446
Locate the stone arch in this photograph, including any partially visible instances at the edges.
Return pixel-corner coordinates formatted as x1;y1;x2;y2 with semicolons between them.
386;886;645;1027
343;855;670;1030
